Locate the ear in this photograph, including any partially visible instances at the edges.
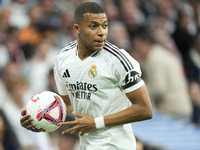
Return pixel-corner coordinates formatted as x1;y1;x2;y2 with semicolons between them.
74;24;80;34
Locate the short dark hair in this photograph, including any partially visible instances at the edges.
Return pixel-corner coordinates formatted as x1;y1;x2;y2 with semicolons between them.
74;2;105;24
132;26;156;44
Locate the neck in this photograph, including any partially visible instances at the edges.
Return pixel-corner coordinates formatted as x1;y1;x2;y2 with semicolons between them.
77;39;95;60
77;47;90;60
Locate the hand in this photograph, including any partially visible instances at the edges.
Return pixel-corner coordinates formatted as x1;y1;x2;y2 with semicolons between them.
61;112;96;136
20;109;40;132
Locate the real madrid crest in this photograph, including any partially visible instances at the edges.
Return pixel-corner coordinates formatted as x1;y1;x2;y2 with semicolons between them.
88;65;97;78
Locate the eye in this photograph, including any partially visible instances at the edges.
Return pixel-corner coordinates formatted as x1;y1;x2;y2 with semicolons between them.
90;25;97;28
103;24;108;28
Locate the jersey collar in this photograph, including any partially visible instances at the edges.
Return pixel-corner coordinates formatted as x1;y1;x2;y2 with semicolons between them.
75;47;99;58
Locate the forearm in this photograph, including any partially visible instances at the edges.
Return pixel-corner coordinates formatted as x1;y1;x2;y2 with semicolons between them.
104;85;153;127
104;104;152;127
67;105;73;115
60;95;73;115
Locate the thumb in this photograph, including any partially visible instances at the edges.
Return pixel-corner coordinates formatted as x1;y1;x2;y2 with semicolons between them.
72;111;82;118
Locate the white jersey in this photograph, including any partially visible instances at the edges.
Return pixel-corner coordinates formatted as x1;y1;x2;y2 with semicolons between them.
54;40;144;150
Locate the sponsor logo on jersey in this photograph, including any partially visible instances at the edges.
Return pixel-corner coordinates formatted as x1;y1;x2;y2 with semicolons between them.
122;71;142;89
66;81;97;100
125;71;140;84
63;69;70;78
88;65;97;78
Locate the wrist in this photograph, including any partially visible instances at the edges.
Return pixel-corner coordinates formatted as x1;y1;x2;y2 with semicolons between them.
94;116;105;129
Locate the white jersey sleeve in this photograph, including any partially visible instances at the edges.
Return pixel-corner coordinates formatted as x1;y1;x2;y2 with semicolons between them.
104;41;144;93
118;49;144;93
53;41;78;95
54;58;68;95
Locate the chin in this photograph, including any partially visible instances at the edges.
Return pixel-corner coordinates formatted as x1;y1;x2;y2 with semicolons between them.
94;47;103;51
94;44;105;51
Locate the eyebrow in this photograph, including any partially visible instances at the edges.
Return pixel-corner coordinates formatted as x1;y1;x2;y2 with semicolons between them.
90;20;108;24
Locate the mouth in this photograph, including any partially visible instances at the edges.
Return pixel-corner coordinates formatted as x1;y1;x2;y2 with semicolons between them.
95;40;105;45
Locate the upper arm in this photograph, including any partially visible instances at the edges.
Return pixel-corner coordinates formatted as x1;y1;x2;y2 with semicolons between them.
126;84;153;116
114;49;152;117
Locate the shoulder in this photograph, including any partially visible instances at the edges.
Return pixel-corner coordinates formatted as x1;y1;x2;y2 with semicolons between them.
56;40;77;57
55;40;77;64
103;41;139;72
58;40;77;55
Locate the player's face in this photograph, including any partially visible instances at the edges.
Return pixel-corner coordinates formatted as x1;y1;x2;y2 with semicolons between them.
74;13;108;53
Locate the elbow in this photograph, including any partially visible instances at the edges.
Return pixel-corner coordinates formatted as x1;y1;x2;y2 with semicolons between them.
141;106;153;120
146;110;153;120
145;108;153;120
132;106;153;121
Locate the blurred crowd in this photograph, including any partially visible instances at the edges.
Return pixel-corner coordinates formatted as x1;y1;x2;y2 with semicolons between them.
0;0;200;150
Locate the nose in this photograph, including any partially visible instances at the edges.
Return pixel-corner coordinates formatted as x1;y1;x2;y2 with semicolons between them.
97;26;106;37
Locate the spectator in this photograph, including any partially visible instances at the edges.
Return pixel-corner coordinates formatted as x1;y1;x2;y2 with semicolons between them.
0;77;52;150
5;27;24;63
21;41;56;94
0;61;21;105
103;0;120;21
37;0;62;32
172;12;197;82
6;0;30;29
117;0;146;37
154;0;177;34
0;8;11;43
0;44;10;77
56;11;77;49
154;28;182;61
188;33;200;125
189;81;200;125
131;27;192;121
107;20;131;51
138;0;157;21
19;5;43;60
189;33;200;83
188;0;200;30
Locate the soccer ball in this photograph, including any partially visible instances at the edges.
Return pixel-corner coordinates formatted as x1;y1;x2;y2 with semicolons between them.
26;91;67;132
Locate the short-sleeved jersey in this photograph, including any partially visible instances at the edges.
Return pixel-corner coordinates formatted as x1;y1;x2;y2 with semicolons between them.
54;40;144;150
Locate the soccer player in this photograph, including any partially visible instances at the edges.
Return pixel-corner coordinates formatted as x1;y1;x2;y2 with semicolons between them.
20;2;153;149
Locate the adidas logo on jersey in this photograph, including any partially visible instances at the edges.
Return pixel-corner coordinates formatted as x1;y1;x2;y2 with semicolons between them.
63;69;70;78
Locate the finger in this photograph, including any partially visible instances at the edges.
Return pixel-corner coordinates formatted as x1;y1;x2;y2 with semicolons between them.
61;120;77;126
62;129;73;134
73;128;82;135
20;114;31;124
69;129;77;134
21;109;27;116
72;112;82;118
21;117;34;127
26;123;37;130
80;130;86;136
62;126;78;134
79;127;89;136
31;127;44;132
